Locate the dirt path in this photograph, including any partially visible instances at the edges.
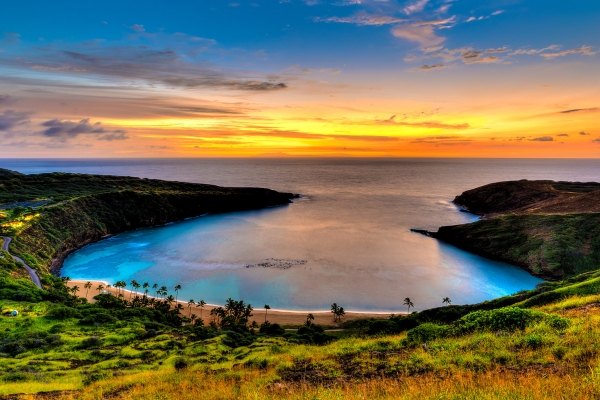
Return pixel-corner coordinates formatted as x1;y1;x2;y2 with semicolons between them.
1;236;43;289
66;279;401;327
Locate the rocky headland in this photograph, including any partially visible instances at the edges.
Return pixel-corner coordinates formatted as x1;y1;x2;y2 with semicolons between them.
415;180;600;280
0;168;297;276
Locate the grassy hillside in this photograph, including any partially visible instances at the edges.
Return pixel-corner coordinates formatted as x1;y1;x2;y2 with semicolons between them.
0;169;295;275
1;267;600;398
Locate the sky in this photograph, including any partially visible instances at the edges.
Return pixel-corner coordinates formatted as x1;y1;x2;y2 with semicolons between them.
0;0;599;158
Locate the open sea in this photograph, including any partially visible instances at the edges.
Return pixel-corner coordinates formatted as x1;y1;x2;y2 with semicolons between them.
4;158;600;312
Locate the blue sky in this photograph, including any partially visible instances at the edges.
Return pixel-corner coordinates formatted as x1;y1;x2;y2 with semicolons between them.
0;0;599;157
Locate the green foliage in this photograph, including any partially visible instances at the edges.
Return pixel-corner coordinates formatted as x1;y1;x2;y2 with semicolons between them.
46;305;82;320
406;323;450;343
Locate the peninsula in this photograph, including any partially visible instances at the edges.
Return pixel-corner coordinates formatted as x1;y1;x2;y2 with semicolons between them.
0;168;296;276
414;180;600;280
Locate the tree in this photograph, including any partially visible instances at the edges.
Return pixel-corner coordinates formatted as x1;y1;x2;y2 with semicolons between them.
96;284;104;294
70;285;79;297
152;283;158;297
160;286;168;299
404;297;414;313
84;281;92;297
331;303;339;322
198;300;206;319
264;304;270;323
187;299;195;316
442;297;452;306
336;306;345;322
130;280;140;300
174;284;182;302
305;313;315;326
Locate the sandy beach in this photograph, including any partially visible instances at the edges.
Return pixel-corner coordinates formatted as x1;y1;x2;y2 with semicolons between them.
66;280;400;327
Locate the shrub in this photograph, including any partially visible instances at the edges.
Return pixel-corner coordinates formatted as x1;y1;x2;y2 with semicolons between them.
174;357;189;371
406;323;450;344
457;307;544;333
46;306;82;320
522;334;544;349
79;336;103;349
244;357;270;370
260;322;285;336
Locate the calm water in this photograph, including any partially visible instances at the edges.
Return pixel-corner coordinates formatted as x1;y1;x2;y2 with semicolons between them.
5;158;600;311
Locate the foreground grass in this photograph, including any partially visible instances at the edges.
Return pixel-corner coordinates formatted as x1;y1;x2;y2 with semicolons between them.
3;292;600;399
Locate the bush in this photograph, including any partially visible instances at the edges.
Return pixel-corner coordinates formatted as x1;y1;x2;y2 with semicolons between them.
406;323;450;343
79;336;103;349
46;306;82;320
522;334;544;349
174;357;189;371
457;308;544;333
259;322;285;336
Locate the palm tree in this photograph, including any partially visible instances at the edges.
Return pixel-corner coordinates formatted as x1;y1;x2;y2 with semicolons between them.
71;285;79;297
442;297;452;306
96;284;104;295
130;280;140;300
264;304;270;323
166;295;175;305
331;303;339;322
198;300;206;319
336;306;345;322
174;284;182;302
187;299;195;316
404;297;414;313
152;283;158;297
306;313;315;326
106;284;112;295
160;286;167;299
84;281;92;297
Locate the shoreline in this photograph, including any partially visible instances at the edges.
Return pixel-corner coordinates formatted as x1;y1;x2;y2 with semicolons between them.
66;279;403;326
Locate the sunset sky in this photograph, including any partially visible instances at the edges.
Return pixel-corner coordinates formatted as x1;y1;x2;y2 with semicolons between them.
0;0;599;157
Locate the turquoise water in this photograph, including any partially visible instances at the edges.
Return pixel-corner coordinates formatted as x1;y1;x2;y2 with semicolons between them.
7;158;597;311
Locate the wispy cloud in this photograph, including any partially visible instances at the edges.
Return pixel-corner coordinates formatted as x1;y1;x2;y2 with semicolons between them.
411;135;471;145
0;95;17;106
0;110;32;131
417;63;445;71
39;118;128;142
375;115;469;129
315;14;405;25
0;30;288;93
559;108;598;114
529;136;554;142
403;0;429;15
541;46;595;59
392;24;445;47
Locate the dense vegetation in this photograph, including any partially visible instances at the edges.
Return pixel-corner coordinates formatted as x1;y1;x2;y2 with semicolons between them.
2;262;600;398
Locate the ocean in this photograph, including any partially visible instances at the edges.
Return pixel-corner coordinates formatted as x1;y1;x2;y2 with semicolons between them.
4;158;600;311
